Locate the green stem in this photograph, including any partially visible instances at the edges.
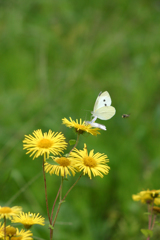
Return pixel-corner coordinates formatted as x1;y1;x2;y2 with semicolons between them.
62;173;82;201
42;153;51;224
50;184;61;223
151;214;156;230
52;173;83;229
50;133;80;239
60;176;64;201
50;177;64;240
148;204;152;231
4;216;6;240
147;201;154;240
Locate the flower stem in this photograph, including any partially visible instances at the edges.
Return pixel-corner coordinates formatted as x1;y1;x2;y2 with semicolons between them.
62;173;83;202
52;173;83;230
50;184;61;223
3;216;6;240
151;214;156;230
60;176;64;201
148;204;152;231
42;153;51;224
50;177;64;240
147;202;154;240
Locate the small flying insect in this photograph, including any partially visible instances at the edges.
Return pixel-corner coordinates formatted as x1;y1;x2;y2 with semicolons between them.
122;114;130;118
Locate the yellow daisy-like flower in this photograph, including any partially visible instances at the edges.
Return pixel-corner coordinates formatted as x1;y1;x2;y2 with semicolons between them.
0;224;15;238
11;229;33;240
0;223;4;238
132;189;160;205
23;129;67;159
152;206;160;214
12;212;45;229
0;206;22;220
45;156;77;177
69;144;110;179
5;226;17;237
0;225;32;240
62;117;100;136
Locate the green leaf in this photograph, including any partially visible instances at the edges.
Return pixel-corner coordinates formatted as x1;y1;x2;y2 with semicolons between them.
69;139;76;146
49;224;54;230
64;153;70;157
46;158;54;164
144;212;151;216
46;158;59;165
64;177;68;181
141;229;153;237
155;221;160;226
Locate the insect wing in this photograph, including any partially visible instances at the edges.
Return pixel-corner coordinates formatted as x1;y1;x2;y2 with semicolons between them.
93;91;112;112
92;106;116;120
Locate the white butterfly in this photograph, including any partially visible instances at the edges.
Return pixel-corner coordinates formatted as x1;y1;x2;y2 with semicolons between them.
85;91;116;130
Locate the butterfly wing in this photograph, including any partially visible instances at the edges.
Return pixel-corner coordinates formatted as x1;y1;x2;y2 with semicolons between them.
93;91;112;112
92;106;116;120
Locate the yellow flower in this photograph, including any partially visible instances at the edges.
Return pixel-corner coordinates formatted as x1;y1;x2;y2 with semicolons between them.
152;206;160;214
0;206;22;220
0;226;33;240
11;229;33;240
0;223;4;238
0;224;16;238
62;117;100;136
23;129;67;159
45;156;77;177
132;189;160;205
6;226;16;237
12;212;45;229
69;144;110;179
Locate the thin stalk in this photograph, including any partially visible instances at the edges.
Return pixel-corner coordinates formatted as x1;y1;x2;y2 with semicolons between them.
3;216;6;240
60;176;64;201
50;184;62;223
151;215;156;230
147;201;154;240
52;173;83;229
50;132;80;239
42;153;51;224
148;204;152;231
62;173;82;202
50;177;64;240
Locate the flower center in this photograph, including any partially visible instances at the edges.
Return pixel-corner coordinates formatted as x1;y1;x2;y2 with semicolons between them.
83;157;97;168
37;139;53;148
24;224;32;229
0;207;12;213
6;226;16;236
56;157;70;167
150;190;159;198
12;237;22;240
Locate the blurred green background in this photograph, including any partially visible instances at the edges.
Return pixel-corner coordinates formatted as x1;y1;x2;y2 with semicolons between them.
0;0;160;239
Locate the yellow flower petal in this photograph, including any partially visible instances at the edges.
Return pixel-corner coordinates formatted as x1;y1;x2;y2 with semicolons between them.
132;189;160;205
12;212;45;229
62;117;100;136
45;156;77;177
23;129;67;159
69;144;110;179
